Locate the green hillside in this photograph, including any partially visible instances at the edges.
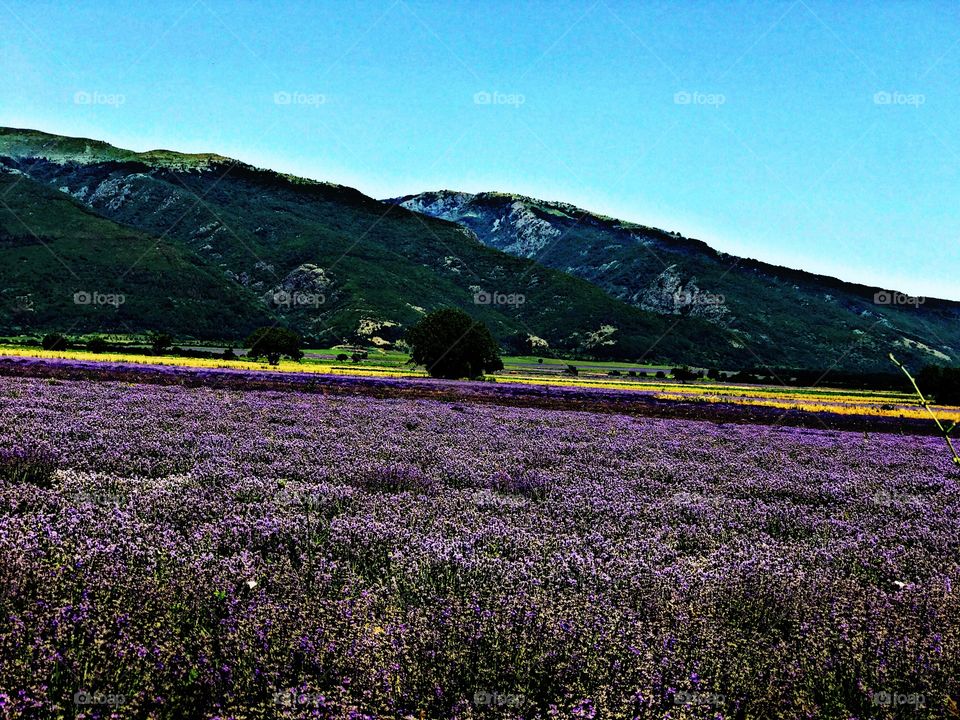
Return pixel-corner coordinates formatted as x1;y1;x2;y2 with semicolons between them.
0;170;271;338
0;127;745;366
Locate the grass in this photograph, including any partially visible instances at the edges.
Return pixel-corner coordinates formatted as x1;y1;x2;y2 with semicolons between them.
502;355;671;371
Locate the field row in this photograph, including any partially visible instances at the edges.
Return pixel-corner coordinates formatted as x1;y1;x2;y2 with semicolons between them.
1;350;953;430
0;372;957;717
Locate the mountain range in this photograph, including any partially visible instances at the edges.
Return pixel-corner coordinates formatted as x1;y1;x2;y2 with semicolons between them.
0;127;955;373
388;190;959;372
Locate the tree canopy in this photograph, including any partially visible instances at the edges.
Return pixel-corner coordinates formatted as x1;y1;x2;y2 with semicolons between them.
245;327;303;365
407;308;503;379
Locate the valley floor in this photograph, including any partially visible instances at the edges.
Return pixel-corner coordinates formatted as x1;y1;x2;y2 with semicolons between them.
2;349;957;432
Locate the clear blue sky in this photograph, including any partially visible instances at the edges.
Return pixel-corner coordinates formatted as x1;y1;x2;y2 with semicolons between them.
2;0;958;299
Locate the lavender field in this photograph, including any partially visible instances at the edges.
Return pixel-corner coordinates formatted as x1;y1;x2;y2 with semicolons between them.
0;372;958;719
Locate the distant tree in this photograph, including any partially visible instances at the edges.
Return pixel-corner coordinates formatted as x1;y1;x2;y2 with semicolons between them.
671;366;699;383
655;370;666;379
222;347;237;360
505;332;530;356
918;365;960;406
407;308;503;379
87;337;110;353
564;364;579;377
336;353;349;362
148;332;174;355
628;370;637;377
41;333;67;351
707;368;721;381
537;358;544;364
246;327;303;365
608;370;621;377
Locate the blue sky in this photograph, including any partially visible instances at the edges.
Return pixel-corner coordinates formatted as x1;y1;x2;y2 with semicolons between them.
2;0;958;299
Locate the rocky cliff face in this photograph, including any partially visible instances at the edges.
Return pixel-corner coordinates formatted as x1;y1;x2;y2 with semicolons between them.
389;190;960;370
391;191;733;325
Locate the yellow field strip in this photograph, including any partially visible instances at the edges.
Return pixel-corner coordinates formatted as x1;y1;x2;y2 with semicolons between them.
2;347;956;421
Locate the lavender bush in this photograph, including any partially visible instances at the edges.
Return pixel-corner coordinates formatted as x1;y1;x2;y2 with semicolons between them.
0;374;957;718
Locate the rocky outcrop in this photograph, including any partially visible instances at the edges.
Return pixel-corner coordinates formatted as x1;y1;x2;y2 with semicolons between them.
636;266;729;324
